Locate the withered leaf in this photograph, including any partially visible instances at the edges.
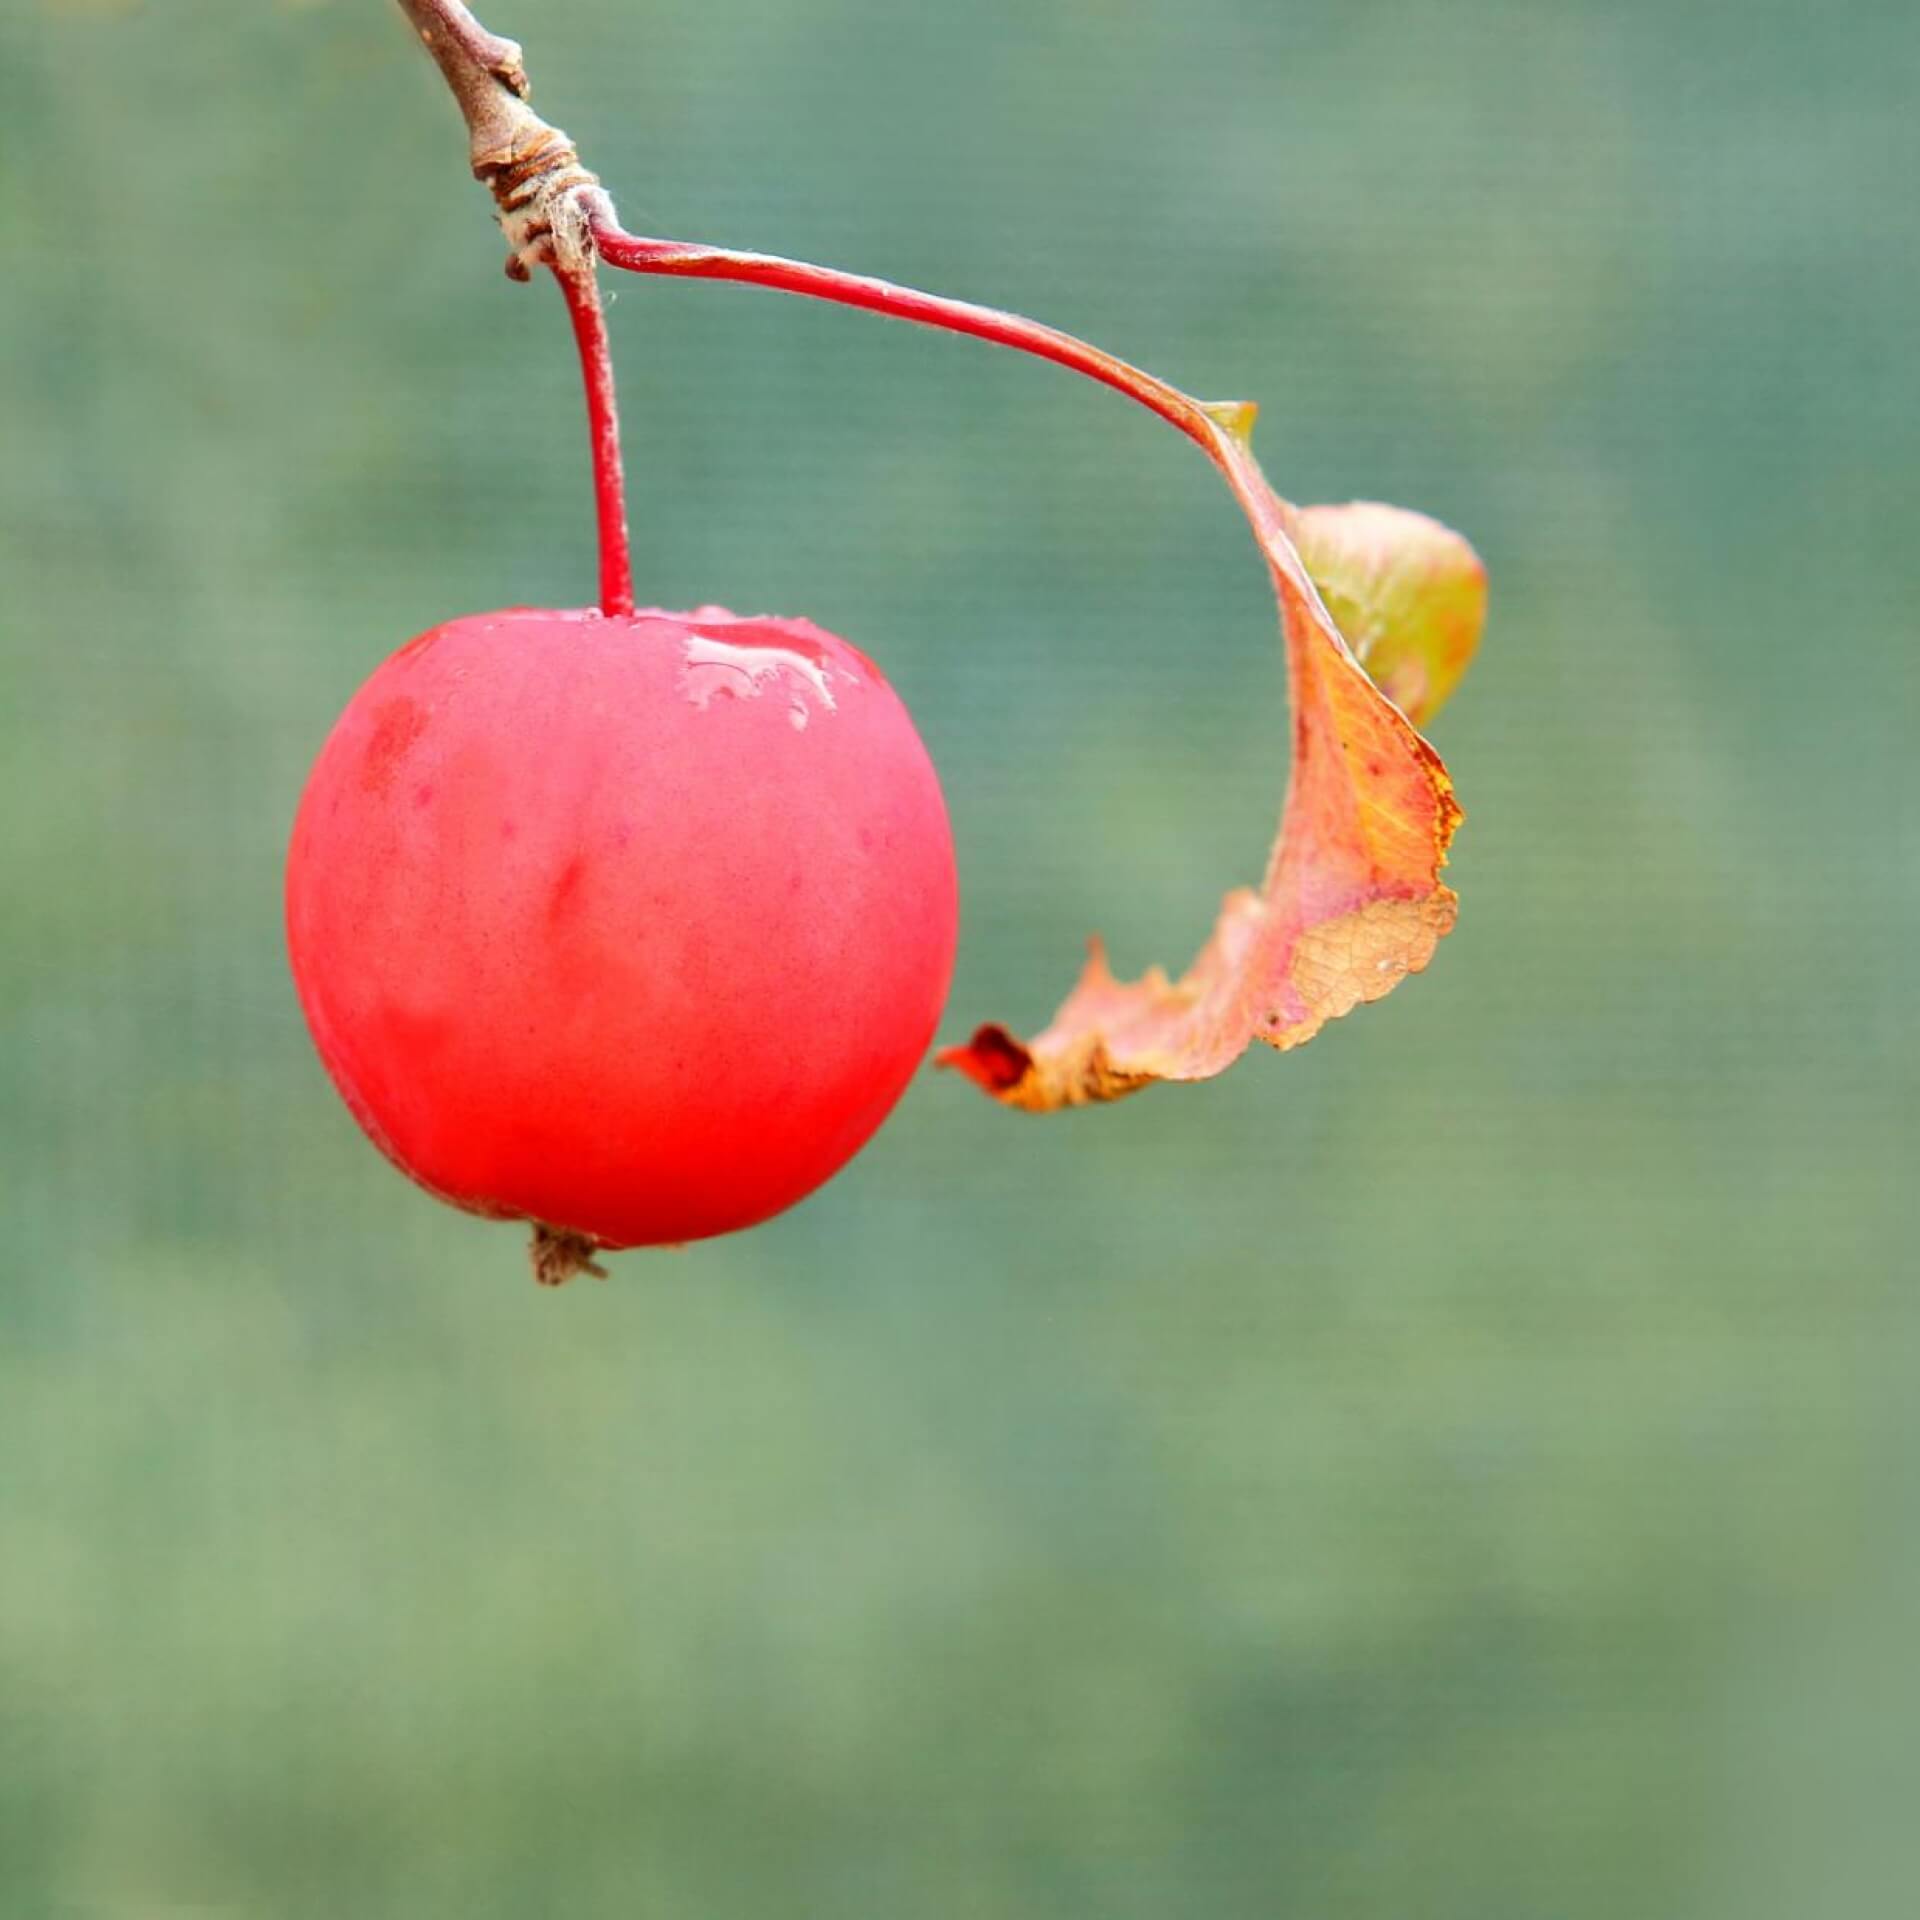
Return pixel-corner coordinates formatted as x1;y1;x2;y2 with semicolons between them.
939;457;1484;1112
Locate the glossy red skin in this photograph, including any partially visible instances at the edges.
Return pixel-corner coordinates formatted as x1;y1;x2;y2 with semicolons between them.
286;606;958;1248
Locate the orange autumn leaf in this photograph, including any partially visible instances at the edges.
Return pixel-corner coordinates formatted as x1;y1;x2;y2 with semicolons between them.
939;471;1484;1112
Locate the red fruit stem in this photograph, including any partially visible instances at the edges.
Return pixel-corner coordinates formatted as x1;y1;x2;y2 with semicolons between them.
588;221;1313;618
554;261;634;618
394;0;630;613
592;224;1225;464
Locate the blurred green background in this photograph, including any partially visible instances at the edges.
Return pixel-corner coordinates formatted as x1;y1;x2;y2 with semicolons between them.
3;0;1915;1911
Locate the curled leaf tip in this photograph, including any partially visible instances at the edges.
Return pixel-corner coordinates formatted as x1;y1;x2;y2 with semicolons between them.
936;1024;1033;1095
936;1025;1156;1112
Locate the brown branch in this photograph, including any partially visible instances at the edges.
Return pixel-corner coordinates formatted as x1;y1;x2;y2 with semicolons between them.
393;0;609;280
397;0;528;96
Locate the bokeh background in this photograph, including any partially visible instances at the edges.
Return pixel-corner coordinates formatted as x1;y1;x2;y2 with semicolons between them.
3;0;1915;1911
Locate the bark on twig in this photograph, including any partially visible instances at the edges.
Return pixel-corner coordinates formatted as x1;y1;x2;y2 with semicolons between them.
393;0;610;279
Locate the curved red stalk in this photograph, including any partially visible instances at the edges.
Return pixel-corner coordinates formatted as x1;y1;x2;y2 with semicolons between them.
554;260;634;618
588;222;1328;644
591;225;1221;455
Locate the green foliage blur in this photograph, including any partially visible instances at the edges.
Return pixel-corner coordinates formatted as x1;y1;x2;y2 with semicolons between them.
3;0;1914;1911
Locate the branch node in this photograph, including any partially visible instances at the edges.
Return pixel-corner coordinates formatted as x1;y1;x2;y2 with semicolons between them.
397;0;616;278
487;35;529;96
477;129;613;280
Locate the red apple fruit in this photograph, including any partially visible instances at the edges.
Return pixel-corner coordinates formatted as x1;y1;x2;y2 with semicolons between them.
286;604;958;1274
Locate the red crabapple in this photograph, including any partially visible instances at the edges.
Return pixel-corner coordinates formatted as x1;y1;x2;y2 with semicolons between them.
286;605;957;1276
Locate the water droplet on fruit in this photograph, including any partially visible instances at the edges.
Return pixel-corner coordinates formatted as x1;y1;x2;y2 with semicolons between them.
679;631;841;724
